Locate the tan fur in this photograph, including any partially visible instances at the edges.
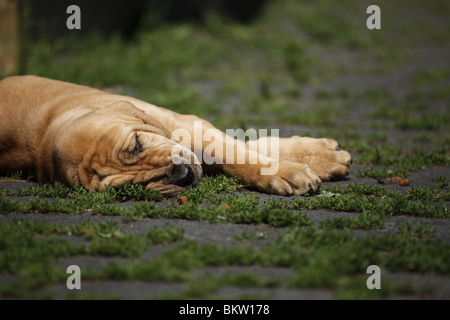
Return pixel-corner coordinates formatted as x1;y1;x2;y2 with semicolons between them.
0;76;351;195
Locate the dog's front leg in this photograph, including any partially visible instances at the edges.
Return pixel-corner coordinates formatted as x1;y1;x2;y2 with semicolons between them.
169;115;321;196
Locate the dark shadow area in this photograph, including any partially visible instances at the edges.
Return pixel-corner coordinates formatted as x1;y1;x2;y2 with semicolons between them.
26;0;270;40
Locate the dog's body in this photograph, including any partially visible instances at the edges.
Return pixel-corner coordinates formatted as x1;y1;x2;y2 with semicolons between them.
0;75;351;195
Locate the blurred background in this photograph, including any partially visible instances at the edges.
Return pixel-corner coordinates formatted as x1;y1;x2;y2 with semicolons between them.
1;0;269;77
0;0;448;154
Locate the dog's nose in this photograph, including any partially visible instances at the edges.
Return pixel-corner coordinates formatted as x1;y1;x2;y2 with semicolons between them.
171;164;195;186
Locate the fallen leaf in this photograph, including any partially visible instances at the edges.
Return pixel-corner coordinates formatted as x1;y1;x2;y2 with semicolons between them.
399;178;410;187
179;195;188;205
221;202;231;210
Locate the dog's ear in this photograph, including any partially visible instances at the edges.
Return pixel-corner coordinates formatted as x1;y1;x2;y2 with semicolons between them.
97;101;171;137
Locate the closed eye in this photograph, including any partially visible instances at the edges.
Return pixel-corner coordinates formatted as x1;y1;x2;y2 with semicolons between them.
131;132;144;155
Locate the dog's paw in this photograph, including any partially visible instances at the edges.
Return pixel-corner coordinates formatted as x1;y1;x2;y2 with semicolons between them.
298;138;352;181
259;136;352;181
253;160;321;196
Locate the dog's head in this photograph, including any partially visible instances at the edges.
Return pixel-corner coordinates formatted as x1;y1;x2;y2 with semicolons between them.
52;101;202;195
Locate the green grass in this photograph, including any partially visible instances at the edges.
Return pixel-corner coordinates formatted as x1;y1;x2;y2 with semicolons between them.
292;186;448;218
0;218;185;297
319;210;385;230
2;172;448;298
356;147;450;179
2;216;446;299
430;176;449;189
78;224;450;299
282;37;313;83
5;174;446;223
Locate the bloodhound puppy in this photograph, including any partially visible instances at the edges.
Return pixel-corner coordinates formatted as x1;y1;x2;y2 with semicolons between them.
0;76;351;195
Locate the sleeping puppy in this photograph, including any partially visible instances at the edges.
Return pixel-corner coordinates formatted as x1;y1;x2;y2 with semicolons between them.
0;76;351;196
